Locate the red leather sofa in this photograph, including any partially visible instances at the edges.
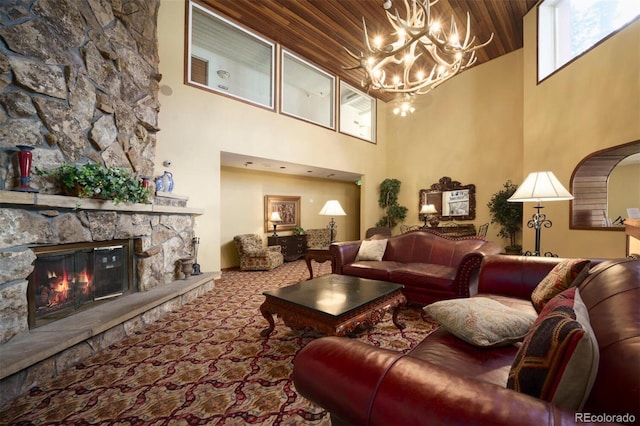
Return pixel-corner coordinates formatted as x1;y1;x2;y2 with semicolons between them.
330;230;502;305
294;256;640;425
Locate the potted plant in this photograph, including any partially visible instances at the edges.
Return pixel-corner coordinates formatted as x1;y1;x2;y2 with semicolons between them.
487;180;523;254
376;178;408;229
37;163;150;205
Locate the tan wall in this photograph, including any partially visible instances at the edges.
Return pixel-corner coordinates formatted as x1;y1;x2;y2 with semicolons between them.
609;162;640;222
523;14;640;258
156;1;388;273
386;50;525;250
157;1;639;268
220;167;361;268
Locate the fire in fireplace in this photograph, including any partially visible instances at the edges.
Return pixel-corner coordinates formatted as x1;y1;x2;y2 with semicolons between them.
28;240;135;328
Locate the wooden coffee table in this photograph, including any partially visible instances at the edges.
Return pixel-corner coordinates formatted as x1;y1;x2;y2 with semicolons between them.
260;274;406;337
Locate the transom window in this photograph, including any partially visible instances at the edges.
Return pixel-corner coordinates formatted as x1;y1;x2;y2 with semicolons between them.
188;2;275;108
538;0;639;81
186;1;376;143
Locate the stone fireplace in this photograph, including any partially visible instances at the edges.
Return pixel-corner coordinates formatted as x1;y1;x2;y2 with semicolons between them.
0;0;212;407
0;191;213;407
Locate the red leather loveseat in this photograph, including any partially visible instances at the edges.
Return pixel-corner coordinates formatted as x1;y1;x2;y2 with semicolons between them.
294;256;640;425
330;230;501;305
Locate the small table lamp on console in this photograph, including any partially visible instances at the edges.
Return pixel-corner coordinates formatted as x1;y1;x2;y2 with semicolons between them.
319;200;347;243
420;204;437;228
270;211;282;237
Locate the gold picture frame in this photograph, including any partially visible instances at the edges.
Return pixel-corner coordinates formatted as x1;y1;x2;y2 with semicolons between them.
264;195;301;233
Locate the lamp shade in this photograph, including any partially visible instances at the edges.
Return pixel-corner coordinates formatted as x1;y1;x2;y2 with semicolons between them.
319;200;346;216
269;211;282;222
420;204;437;214
508;171;574;202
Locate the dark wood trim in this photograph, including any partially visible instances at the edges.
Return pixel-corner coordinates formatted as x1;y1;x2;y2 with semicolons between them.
570;140;640;230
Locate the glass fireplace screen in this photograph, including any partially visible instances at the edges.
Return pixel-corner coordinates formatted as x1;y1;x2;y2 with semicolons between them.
28;240;133;328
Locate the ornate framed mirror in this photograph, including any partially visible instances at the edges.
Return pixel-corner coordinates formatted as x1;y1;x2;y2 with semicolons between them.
419;177;476;221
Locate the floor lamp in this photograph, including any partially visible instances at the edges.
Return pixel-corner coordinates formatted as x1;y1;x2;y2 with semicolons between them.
508;171;574;257
319;200;346;243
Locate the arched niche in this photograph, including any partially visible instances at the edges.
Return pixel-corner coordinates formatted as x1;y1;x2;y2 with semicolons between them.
570;140;640;230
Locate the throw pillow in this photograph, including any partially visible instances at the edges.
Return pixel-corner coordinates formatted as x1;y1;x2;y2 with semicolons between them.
507;287;599;410
355;239;388;261
423;298;537;348
531;259;590;313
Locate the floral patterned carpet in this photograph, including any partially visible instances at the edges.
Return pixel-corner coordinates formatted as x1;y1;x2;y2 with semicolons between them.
0;261;438;425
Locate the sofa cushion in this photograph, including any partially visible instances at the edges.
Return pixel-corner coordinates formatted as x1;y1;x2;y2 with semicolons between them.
531;259;590;313
389;263;457;291
355;239;388;261
507;287;599;410
424;297;537;348
342;261;403;281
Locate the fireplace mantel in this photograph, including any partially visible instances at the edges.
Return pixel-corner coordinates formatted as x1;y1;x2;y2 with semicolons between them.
0;190;204;215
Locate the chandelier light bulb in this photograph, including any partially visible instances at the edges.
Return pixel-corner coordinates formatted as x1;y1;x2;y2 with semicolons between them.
373;36;383;48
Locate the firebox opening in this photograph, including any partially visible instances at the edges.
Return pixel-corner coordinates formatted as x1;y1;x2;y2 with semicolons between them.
28;239;135;329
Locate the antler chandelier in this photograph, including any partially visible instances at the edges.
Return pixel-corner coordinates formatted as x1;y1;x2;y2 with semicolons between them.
345;0;493;96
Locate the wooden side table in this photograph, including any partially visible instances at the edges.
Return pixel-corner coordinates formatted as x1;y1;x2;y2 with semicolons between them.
304;249;334;280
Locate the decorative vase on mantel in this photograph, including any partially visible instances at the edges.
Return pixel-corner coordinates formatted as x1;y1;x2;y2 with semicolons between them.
13;145;39;193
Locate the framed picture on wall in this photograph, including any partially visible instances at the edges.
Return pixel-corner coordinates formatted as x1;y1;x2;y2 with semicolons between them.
264;195;301;233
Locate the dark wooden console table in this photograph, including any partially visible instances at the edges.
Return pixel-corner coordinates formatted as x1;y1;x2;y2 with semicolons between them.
424;223;477;238
268;235;307;261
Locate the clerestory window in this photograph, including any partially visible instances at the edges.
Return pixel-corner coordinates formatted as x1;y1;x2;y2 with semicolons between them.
538;0;639;81
188;2;275;109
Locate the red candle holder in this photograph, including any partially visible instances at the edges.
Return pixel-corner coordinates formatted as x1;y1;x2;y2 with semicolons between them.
13;145;39;193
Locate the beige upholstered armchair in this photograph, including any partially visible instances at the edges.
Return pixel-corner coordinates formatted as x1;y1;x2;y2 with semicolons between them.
305;228;331;250
233;234;284;271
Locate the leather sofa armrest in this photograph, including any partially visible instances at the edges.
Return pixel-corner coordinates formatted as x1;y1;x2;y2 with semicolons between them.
477;255;565;299
329;241;361;274
453;241;502;297
294;337;583;426
453;252;484;298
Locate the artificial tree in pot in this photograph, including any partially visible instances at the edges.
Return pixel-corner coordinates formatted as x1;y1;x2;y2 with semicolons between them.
376;178;408;229
487;180;523;254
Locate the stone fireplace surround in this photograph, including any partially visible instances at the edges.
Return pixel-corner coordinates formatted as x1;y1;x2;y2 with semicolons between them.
0;190;214;406
0;0;210;406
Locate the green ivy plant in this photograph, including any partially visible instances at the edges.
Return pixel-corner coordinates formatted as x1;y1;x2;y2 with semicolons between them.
376;178;408;229
37;164;150;205
487;180;523;252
